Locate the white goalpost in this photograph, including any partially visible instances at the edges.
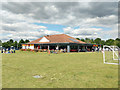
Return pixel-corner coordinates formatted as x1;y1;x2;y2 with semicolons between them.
103;45;120;65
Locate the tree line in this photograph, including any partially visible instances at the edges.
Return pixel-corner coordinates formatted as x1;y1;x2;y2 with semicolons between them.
0;37;120;49
76;38;120;47
0;39;30;49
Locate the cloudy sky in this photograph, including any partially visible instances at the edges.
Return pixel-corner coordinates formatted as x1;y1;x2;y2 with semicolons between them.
1;1;118;42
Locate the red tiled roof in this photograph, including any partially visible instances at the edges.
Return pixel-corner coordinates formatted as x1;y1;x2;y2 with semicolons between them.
28;34;86;44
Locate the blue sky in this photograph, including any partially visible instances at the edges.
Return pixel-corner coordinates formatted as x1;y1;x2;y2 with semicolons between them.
1;2;118;42
33;23;113;36
34;23;67;32
34;23;83;33
33;23;112;34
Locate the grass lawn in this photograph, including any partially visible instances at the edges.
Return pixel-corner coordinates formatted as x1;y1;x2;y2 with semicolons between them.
2;51;118;88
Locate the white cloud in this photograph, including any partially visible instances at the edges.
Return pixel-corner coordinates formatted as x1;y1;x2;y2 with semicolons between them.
0;9;61;42
1;2;118;42
63;27;102;39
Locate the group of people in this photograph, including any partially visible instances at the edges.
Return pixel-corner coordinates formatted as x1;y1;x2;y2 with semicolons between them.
50;48;67;54
1;49;16;54
91;47;102;52
60;48;67;53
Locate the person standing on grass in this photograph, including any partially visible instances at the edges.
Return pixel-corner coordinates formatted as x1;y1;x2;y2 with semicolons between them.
60;49;63;53
3;49;5;53
11;49;13;53
6;48;8;53
99;47;102;52
5;49;6;53
64;48;66;53
14;49;15;53
1;49;3;53
92;47;94;52
48;49;50;55
97;47;99;52
8;50;10;53
78;48;81;52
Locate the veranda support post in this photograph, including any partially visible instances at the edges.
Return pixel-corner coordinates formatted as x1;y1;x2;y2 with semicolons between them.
67;45;70;53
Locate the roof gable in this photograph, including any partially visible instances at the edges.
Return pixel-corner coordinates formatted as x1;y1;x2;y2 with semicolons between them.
28;34;86;44
39;37;49;42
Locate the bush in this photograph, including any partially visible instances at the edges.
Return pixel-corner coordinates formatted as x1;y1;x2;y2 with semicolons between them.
39;49;43;52
50;50;54;53
26;49;31;51
20;49;25;51
30;49;34;51
43;49;47;52
34;49;38;52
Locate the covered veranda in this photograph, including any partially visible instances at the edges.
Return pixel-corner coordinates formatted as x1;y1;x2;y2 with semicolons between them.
31;43;100;52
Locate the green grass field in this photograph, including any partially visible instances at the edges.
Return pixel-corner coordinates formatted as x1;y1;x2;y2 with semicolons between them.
2;51;118;88
104;51;119;63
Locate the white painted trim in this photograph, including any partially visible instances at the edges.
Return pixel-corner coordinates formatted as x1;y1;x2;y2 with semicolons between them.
39;37;49;42
22;46;26;49
30;46;34;49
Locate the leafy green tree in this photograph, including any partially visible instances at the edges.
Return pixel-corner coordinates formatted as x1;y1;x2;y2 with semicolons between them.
9;39;13;43
115;38;120;47
20;39;25;43
116;42;120;48
80;38;85;42
2;42;10;48
18;39;25;49
94;38;101;44
76;38;86;42
90;39;94;44
5;39;14;47
101;40;105;45
76;38;80;40
0;40;2;46
85;38;91;43
105;39;114;46
25;39;30;43
116;38;120;41
13;41;18;48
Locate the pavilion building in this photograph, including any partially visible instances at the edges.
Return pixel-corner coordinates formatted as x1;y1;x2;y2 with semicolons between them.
22;34;100;52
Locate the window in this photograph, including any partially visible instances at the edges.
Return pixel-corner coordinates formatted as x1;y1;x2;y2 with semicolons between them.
69;38;79;42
